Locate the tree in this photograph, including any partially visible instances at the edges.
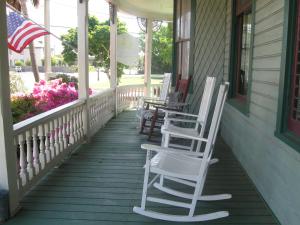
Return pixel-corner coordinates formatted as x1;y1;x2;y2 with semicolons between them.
61;16;128;81
7;0;41;82
139;23;173;74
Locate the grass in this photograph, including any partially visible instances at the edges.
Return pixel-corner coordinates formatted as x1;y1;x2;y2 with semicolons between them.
89;74;164;91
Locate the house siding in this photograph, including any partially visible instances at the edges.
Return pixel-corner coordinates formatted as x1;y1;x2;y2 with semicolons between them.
222;0;300;225
188;0;227;113
192;0;300;225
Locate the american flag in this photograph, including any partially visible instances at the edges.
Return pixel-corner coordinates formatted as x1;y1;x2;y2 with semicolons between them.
7;11;49;53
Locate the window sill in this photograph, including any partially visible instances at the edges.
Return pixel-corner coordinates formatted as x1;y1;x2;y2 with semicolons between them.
274;130;300;153
227;98;249;116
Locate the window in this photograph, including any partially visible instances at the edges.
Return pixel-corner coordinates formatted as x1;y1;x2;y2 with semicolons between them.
276;0;300;150
229;0;253;112
288;2;300;136
174;0;192;81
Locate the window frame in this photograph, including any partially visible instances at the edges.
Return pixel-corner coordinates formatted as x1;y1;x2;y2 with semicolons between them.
228;0;255;115
173;0;195;90
275;0;300;152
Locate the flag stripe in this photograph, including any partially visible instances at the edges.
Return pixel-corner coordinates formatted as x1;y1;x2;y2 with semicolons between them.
11;23;42;46
7;11;49;53
16;30;49;51
16;32;49;53
13;26;46;49
8;20;32;43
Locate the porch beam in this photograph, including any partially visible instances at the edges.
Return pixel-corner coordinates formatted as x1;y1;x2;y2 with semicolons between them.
0;1;19;215
44;0;51;80
77;0;90;139
144;18;153;97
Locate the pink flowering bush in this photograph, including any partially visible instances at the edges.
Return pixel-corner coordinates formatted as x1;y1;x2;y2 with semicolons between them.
11;79;92;123
33;79;79;111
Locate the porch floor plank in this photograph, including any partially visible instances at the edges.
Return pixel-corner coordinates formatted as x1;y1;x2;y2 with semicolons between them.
5;111;280;225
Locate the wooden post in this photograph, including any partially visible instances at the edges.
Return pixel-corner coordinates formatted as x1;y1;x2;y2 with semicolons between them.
0;1;19;215
77;0;90;140
144;18;153;97
44;0;51;80
109;3;118;116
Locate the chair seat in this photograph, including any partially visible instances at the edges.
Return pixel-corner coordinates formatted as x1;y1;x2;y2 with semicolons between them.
150;152;203;181
162;124;199;138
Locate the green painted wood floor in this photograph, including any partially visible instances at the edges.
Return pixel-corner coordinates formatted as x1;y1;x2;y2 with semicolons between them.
5;111;280;225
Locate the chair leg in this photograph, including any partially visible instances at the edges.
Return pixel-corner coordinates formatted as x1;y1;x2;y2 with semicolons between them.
163;133;170;148
148;108;158;140
141;151;151;210
189;171;207;216
140;118;147;134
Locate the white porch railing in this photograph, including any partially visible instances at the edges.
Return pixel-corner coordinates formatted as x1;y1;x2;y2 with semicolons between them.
89;88;115;136
12;84;161;201
13;100;86;199
116;85;144;113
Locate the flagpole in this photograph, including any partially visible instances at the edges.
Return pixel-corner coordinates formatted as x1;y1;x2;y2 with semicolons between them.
6;2;78;54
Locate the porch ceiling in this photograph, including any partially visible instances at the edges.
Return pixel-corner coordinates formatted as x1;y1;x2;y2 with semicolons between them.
108;0;173;21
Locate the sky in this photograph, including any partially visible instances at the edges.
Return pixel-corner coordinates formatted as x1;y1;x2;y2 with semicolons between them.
26;0;141;54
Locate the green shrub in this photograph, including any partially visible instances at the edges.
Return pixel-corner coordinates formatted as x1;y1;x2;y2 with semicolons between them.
11;94;39;124
14;60;24;67
25;60;31;66
49;73;79;89
89;65;96;72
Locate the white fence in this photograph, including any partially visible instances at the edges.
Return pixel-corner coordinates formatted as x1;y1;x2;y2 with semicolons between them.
13;100;86;198
12;84;162;200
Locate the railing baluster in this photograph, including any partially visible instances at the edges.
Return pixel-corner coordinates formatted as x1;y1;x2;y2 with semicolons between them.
73;109;78;143
18;134;28;186
54;119;60;155
44;123;51;162
38;124;46;169
62;114;68;149
78;107;84;139
49;120;56;158
25;130;34;179
69;110;75;144
32;127;41;175
58;117;64;152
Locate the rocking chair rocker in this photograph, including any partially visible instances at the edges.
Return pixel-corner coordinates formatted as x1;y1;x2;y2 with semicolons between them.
133;83;231;222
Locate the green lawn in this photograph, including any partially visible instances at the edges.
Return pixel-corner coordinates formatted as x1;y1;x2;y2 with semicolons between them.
89;74;164;91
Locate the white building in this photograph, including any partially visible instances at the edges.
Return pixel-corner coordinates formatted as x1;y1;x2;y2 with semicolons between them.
8;40;54;67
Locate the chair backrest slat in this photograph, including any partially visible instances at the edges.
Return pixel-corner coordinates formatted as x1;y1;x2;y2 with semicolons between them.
159;73;172;101
201;83;229;164
197;77;216;123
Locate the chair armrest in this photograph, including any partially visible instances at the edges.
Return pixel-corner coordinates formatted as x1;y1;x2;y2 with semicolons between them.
155;105;182;112
168;102;189;107
165;118;198;123
163;110;199;118
141;144;207;156
144;100;166;107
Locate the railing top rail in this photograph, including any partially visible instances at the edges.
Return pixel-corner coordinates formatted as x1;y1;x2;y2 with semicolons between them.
89;88;114;99
117;84;144;89
13;99;85;135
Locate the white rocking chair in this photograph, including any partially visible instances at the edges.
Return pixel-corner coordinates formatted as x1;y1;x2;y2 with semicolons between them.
136;73;172;125
133;83;231;222
161;76;216;152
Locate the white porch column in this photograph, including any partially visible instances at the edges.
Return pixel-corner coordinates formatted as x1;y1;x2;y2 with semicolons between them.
77;0;90;139
0;2;19;215
109;3;118;115
44;0;51;80
144;18;153;97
